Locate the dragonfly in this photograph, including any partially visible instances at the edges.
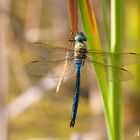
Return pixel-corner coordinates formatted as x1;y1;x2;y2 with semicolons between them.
25;32;140;127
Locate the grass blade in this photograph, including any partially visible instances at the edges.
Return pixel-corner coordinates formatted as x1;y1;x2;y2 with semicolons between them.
109;0;124;139
102;0;110;49
78;0;113;139
68;0;78;35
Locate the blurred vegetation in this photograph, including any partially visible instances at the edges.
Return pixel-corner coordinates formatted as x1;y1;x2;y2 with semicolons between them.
9;96;91;140
0;0;139;140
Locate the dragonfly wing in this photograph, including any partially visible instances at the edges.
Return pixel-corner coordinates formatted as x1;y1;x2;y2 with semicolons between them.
27;42;75;60
24;59;76;78
85;60;133;82
87;50;140;66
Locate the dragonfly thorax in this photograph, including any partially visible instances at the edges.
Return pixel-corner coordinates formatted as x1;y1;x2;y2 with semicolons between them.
74;42;87;60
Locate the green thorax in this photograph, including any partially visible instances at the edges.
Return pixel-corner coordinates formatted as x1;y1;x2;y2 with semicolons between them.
75;42;86;50
74;42;87;59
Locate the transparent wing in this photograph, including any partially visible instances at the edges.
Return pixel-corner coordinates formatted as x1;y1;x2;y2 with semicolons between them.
87;50;140;66
27;42;75;60
24;59;76;78
28;42;140;66
84;60;133;82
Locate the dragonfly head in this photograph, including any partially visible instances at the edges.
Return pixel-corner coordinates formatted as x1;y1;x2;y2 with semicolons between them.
75;32;87;42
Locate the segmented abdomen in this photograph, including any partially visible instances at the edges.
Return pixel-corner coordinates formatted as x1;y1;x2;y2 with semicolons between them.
70;59;82;127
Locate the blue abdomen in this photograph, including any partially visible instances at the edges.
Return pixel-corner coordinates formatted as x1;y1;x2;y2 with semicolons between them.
70;59;82;127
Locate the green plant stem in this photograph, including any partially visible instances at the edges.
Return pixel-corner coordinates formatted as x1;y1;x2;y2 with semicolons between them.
102;0;110;49
109;0;124;140
78;1;113;139
135;0;140;93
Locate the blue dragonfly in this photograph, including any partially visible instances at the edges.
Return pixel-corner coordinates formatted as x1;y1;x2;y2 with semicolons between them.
25;32;140;127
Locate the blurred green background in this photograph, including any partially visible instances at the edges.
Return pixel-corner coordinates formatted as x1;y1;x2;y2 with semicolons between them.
0;0;140;140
